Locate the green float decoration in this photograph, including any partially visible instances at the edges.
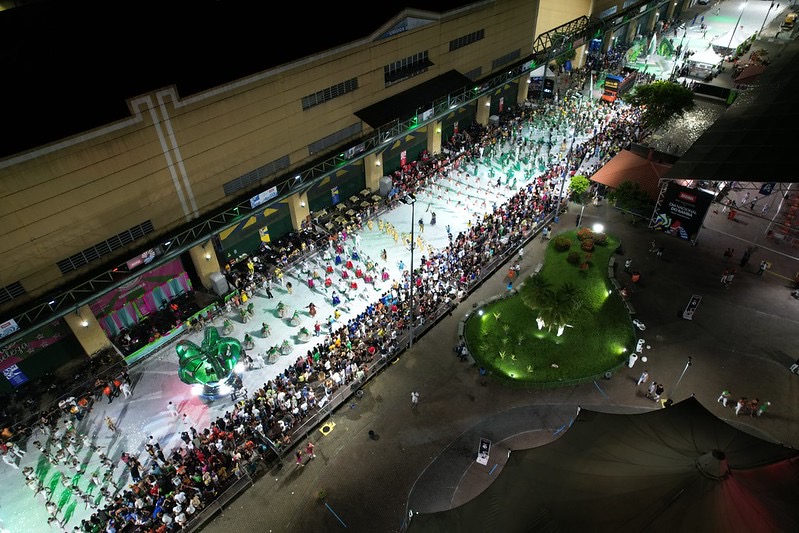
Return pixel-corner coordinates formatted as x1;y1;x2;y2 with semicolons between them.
176;327;241;393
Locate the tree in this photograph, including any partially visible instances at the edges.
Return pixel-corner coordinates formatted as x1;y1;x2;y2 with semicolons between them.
625;80;694;130
607;181;652;214
525;279;583;336
569;175;591;203
522;275;553;310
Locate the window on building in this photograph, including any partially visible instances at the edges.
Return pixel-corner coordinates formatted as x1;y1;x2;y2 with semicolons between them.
302;78;359;110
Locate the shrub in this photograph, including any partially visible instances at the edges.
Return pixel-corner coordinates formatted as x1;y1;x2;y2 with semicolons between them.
581;239;595;252
593;232;608;245
576;228;594;241
579;262;590;271
567;251;581;264
553;236;572;251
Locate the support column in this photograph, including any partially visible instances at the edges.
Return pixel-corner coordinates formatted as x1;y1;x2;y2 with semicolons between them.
516;77;530;105
626;21;638;43
288;191;310;231
427;120;442;156
64;305;112;358
646;9;660;35
189;241;220;289
476;95;491;126
667;0;677;20
365;152;383;192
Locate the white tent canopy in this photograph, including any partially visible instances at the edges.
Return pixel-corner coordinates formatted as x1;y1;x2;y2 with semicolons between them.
688;48;723;67
712;27;751;51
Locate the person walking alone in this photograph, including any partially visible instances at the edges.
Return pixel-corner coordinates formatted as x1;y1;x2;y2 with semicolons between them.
411;391;419;409
105;416;118;433
717;389;731;407
167;401;179;417
637;370;649;387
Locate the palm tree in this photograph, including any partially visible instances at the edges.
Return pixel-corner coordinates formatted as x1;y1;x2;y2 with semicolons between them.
555;283;582;313
522;275;553;310
536;283;584;335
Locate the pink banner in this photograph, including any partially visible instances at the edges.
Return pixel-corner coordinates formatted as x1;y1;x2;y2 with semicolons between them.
89;258;187;318
0;320;67;371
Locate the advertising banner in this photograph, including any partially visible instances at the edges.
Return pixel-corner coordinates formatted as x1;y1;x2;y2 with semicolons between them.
249;186;279;209
0;320;67;372
0;319;20;340
652;183;714;241
2;364;29;387
259;226;271;243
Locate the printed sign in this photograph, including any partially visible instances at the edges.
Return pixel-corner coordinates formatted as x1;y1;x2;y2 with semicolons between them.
2;364;29;387
652;183;714;241
476;437;491;465
0;319;20;340
249;186;279;209
682;294;702;320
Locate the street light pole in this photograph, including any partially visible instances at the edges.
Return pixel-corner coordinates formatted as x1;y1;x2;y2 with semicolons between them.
669;356;693;399
727;1;749;56
401;193;417;348
759;1;776;38
556;137;576;221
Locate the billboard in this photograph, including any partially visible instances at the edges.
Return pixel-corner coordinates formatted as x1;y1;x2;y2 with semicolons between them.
652;183;714;241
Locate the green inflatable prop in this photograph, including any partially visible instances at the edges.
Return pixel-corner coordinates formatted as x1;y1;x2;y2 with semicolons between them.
176;327;242;386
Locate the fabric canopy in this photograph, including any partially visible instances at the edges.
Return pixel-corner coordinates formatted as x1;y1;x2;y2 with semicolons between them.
408;397;799;533
589;148;671;200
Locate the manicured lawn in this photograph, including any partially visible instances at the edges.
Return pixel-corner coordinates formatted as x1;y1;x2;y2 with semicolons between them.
464;228;635;386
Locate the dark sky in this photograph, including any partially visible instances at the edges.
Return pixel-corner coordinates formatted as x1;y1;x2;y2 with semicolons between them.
0;0;473;159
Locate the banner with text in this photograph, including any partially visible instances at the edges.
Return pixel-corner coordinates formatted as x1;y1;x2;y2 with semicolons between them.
0;320;68;372
652;183;713;241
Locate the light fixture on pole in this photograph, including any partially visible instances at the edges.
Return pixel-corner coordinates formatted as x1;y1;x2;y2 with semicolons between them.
669;356;693;399
556;137;576;222
759;1;775;37
727;0;749;57
400;193;417;348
